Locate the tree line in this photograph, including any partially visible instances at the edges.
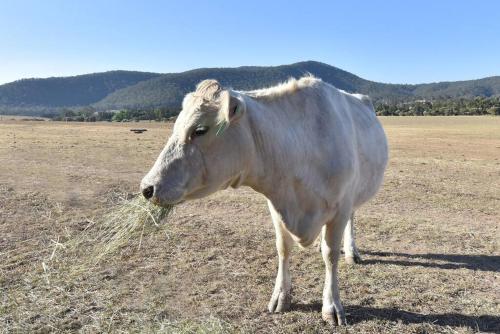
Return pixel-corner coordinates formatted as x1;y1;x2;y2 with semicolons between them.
375;96;500;116
47;96;500;122
51;107;178;122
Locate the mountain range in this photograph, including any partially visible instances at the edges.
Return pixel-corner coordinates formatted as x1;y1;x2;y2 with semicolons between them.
1;61;499;116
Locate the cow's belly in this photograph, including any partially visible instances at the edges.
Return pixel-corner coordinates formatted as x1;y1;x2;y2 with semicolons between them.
286;215;327;247
280;196;340;248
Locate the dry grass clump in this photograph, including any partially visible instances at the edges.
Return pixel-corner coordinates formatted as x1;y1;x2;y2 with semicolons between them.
84;195;173;264
49;195;173;272
154;317;235;334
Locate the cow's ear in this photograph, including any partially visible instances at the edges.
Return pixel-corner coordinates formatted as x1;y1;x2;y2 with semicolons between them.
217;91;245;129
228;94;245;122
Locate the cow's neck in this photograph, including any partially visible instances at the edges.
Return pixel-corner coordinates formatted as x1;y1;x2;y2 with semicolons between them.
241;97;304;200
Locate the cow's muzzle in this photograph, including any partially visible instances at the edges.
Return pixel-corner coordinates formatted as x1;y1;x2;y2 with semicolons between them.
141;184;155;200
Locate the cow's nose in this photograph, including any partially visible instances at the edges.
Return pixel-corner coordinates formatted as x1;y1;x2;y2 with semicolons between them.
142;185;155;200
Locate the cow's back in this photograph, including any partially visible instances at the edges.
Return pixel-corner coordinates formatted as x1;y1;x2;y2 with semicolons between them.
243;77;388;223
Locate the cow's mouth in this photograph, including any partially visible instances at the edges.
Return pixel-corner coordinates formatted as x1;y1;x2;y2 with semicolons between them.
151;195;184;207
146;183;186;207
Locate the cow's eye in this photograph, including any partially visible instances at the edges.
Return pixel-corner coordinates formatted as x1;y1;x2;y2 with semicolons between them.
191;126;209;139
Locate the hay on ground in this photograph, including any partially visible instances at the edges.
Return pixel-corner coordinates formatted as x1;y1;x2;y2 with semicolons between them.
49;195;173;274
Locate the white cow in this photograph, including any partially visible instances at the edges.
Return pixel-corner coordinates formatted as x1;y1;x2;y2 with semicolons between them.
141;76;388;325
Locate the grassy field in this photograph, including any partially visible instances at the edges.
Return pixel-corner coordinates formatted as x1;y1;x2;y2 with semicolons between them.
1;117;499;333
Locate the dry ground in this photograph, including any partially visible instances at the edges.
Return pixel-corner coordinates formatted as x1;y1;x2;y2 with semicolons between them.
0;117;499;333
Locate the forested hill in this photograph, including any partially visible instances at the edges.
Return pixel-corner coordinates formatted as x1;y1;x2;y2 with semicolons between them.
96;62;500;110
95;61;383;110
1;61;499;115
0;71;160;109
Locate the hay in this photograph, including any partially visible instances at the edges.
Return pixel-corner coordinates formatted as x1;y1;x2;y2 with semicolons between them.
49;195;173;273
85;195;173;264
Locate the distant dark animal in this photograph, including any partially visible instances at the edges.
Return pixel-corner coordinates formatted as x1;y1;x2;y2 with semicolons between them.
130;129;147;134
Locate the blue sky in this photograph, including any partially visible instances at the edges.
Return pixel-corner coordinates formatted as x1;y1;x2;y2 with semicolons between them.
0;0;499;85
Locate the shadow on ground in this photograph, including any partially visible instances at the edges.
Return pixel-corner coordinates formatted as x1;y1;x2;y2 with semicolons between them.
293;303;500;332
362;251;500;272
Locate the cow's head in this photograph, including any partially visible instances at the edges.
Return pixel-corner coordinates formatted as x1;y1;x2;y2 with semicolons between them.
140;79;252;206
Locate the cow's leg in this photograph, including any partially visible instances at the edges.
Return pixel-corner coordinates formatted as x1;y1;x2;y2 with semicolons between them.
321;210;350;326
268;201;294;313
343;212;362;264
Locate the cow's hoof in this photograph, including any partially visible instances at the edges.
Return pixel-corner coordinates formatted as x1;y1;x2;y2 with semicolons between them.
322;310;347;326
268;291;291;313
345;253;362;265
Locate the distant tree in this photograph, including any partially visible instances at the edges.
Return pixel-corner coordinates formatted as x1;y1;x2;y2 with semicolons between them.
112;110;130;122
